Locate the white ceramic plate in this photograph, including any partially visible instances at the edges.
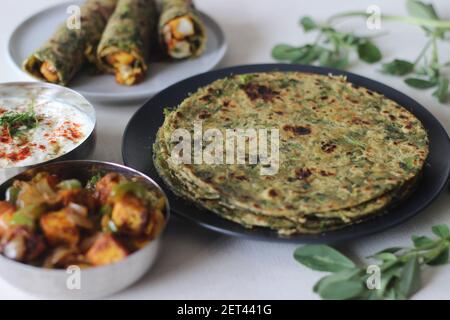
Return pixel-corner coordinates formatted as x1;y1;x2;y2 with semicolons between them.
8;1;227;102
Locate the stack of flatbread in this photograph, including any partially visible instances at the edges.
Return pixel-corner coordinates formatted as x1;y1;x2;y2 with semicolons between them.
154;72;429;235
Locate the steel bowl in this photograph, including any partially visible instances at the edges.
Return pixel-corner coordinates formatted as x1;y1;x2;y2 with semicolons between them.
0;160;170;299
0;82;96;184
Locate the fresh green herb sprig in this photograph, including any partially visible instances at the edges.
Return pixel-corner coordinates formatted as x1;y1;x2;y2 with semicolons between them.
380;0;449;102
0;105;38;137
294;224;450;300
272;16;382;69
272;0;450;103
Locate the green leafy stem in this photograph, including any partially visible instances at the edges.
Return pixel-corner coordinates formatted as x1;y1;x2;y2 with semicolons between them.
294;224;450;300
272;0;450;103
328;11;450;29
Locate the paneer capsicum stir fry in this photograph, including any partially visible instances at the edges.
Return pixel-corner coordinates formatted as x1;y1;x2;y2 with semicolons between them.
0;172;165;268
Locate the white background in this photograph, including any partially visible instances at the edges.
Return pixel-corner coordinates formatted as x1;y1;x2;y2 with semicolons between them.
1;0;450;299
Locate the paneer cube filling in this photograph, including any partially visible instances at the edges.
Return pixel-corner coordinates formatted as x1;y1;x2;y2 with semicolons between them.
163;15;198;58
106;51;144;86
39;61;60;83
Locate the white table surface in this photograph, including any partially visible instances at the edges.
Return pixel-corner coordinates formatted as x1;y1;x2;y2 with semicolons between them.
1;0;450;300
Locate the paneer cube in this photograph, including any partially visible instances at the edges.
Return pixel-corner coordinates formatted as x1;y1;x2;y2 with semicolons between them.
40;209;79;247
86;234;128;266
145;209;166;239
132;209;166;250
169;16;195;40
107;52;135;66
111;196;148;235
95;173;123;204
40;61;59;83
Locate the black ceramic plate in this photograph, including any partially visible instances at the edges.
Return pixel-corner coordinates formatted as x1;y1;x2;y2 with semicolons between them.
122;64;450;243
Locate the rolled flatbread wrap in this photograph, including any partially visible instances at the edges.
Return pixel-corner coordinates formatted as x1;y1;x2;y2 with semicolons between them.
159;0;207;59
97;0;157;86
23;0;117;86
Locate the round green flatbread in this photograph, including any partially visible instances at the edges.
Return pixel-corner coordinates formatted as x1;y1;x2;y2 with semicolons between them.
154;72;428;234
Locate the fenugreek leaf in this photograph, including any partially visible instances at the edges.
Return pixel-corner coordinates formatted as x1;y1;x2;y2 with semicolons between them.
371;252;398;262
405;78;437;89
412;235;435;249
313;268;361;293
406;0;439;20
357;41;382;63
431;224;450;238
382;59;415;76
294;245;356;272
426;244;449;266
300;16;318;32
396;257;421;299
379;265;403;298
318;280;364;300
271;44;303;61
